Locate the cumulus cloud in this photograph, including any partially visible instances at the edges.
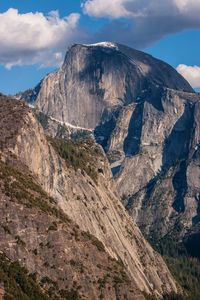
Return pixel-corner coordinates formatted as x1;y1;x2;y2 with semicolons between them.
82;0;200;48
0;8;87;68
177;64;200;88
2;3;200;68
82;0;132;18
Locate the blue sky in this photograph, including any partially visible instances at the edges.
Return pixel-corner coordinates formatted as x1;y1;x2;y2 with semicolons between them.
0;0;200;94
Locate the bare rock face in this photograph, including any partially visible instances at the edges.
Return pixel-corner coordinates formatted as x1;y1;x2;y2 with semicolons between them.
35;43;192;130
115;90;200;241
32;43;200;245
0;159;141;300
0;286;4;300
35;111;94;141
15;81;42;105
0;95;178;298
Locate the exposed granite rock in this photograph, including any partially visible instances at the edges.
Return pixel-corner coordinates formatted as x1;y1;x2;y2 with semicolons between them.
116;90;200;241
0;94;178;298
35;111;94;141
35;43;193;130
22;43;200;250
0;286;4;300
15;80;42;105
0;157;142;300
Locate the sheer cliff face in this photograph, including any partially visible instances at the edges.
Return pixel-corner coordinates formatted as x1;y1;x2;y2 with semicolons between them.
33;43;200;243
0;95;178;299
35;43;192;130
115;90;200;240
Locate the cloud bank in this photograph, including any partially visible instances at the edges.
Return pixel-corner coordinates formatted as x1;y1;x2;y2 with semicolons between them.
0;8;85;68
1;2;200;68
83;0;200;48
177;64;200;88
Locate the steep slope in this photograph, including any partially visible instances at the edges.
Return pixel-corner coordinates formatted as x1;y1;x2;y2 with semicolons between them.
27;43;200;247
36;111;93;141
35;42;193;130
115;90;200;241
0;158;142;300
0;94;178;298
15;80;42;106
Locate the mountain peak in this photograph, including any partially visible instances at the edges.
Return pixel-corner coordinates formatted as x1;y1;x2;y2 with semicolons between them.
34;41;193;130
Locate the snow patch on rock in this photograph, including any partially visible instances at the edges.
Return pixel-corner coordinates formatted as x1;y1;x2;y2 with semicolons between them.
83;42;118;49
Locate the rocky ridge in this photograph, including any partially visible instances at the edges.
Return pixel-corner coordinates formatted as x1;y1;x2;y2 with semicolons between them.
114;89;200;239
0;94;179;299
24;43;200;246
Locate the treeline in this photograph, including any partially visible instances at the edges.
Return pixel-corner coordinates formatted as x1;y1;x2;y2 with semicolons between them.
149;234;200;300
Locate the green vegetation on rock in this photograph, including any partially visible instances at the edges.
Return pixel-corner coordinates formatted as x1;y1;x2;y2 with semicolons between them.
81;231;105;252
0;253;49;300
48;138;100;183
0;160;71;225
36;112;49;130
149;235;200;300
165;256;200;300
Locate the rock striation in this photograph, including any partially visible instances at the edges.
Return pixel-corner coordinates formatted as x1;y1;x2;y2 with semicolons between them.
115;89;200;242
0;94;179;298
27;42;200;245
35;42;192;130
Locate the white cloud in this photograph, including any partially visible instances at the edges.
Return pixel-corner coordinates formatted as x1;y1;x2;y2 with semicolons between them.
82;0;132;18
83;0;200;19
0;8;85;68
82;0;200;48
176;64;200;88
2;3;200;69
